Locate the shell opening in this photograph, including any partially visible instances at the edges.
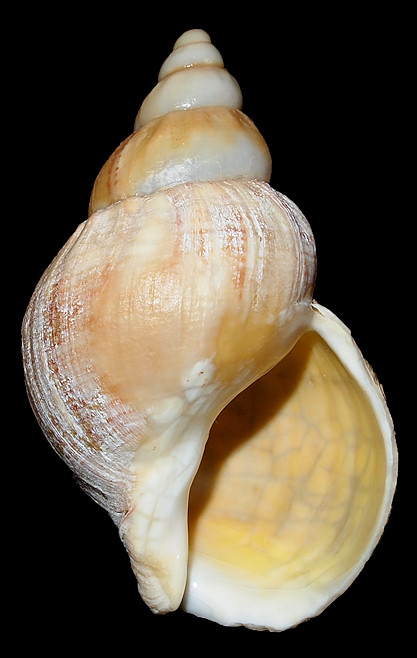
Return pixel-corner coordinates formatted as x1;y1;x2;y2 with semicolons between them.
183;306;396;630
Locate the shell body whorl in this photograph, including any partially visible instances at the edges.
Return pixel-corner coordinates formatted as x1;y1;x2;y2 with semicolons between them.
22;28;396;631
24;180;316;499
23;178;316;612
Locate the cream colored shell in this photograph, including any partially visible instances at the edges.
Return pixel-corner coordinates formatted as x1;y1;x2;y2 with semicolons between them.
22;28;396;632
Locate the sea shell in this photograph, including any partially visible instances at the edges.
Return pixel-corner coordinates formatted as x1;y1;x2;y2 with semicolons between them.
21;28;397;632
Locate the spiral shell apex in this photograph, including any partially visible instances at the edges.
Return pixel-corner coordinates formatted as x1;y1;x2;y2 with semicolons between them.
136;28;242;127
22;29;397;632
89;29;271;212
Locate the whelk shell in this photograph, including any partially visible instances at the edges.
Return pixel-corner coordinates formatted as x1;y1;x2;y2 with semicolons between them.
21;28;397;632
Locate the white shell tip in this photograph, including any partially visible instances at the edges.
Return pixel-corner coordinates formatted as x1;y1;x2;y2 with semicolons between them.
173;29;211;49
137;29;241;127
158;30;223;81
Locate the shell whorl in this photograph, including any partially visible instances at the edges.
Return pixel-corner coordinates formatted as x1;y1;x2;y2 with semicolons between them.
135;29;242;129
89;30;272;214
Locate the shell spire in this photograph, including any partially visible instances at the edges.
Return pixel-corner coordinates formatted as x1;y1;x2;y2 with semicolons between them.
135;29;242;129
88;29;271;214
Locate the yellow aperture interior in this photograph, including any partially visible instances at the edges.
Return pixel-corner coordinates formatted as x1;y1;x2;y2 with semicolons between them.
188;332;387;589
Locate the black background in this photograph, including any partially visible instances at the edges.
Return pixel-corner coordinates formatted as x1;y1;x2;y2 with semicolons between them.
11;5;408;652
